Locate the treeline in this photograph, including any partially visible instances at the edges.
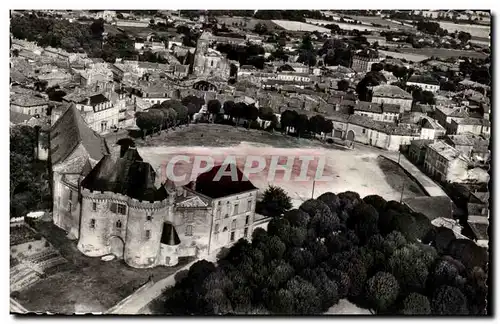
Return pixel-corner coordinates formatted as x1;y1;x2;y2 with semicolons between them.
10;126;52;218
10;13;137;62
162;191;488;315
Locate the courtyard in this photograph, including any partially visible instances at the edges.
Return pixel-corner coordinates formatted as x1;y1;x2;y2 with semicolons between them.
134;124;428;207
13;221;193;314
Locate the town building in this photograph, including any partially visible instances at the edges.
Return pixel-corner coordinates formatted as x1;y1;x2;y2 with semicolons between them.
351;50;382;73
444;134;490;164
419;117;447;140
353;101;400;123
406;74;441;93
449;117;490;137
408;139;435;165
371;85;413;113
10;97;49;116
423;140;470;183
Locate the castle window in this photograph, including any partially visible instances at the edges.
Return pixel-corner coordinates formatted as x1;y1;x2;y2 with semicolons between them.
231;220;236;230
116;220;122;229
92;202;97;211
244;227;249;238
185;225;193;236
216;207;221;219
230;231;235;242
90;219;96;229
247;200;252;212
223;227;228;232
145;230;151;240
111;203;127;215
146;215;152;221
214;224;219;233
245;215;250;225
187;212;194;222
69;189;73;202
68;201;72;212
211;60;214;67
233;203;239;215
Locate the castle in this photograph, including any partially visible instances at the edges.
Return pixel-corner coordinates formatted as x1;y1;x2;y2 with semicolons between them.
50;104;258;268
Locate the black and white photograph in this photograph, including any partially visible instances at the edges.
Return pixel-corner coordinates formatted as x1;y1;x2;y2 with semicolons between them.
8;7;491;316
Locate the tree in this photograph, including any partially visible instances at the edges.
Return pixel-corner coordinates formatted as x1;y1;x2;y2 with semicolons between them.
254;23;268;35
346;203;379;243
431;285;469;315
222;100;236;120
457;31;471;44
400;293;431;315
90;18;105;38
207;99;221;122
245;104;259;128
294;114;309;137
280;109;298;134
321;119;333;138
284;209;310;228
337;79;350;91
308;115;325;136
388;244;430;294
261;185;293;217
317;192;340;214
366;272;399;312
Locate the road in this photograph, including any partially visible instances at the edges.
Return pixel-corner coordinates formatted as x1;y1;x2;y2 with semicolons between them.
106;253;217;315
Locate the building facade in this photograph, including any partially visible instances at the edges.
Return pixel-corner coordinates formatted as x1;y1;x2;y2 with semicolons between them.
423;141;470;183
371;85;413;113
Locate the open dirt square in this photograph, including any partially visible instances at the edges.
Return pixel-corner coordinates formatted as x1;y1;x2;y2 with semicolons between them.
138;142;425;208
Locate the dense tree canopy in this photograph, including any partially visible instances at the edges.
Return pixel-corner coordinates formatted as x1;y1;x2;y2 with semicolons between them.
160;187;488;315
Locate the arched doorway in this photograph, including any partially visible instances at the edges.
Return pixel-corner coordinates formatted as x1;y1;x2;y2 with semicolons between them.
107;236;125;258
346;130;355;142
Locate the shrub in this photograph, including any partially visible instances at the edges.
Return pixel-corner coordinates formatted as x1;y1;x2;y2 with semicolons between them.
366;272;399;312
400;293;431;315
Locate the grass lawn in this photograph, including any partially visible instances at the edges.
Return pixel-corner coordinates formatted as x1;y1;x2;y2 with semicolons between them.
134;124;346;149
14;221;193;314
376;156;426;198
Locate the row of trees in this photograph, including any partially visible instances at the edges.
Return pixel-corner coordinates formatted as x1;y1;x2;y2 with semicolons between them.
162;190;488;315
10;125;52;218
280;110;333;138
135;100;191;138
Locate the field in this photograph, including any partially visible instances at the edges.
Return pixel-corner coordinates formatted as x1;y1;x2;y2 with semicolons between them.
271;20;331;33
14;222;192;314
343;15;416;31
135;125;426;207
214;16;278;32
380;48;488;62
437;21;490;38
397;47;488;59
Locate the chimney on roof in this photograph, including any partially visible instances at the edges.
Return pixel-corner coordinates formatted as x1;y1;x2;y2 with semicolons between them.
87;97;91;106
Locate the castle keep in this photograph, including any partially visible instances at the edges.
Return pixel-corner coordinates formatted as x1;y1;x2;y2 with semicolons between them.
50;104;258;268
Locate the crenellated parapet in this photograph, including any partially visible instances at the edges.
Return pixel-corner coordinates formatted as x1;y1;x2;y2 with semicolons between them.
81;188;170;210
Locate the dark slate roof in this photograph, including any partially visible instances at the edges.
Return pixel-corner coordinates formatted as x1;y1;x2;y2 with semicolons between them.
50;104;109;165
81;148;168;202
193;164;257;199
410;139;434;149
161;223;181;245
79;93;109;106
408;74;440;85
403;196;457;221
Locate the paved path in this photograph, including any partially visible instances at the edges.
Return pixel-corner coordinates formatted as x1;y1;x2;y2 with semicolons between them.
106;254;218;315
381;153;448;197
